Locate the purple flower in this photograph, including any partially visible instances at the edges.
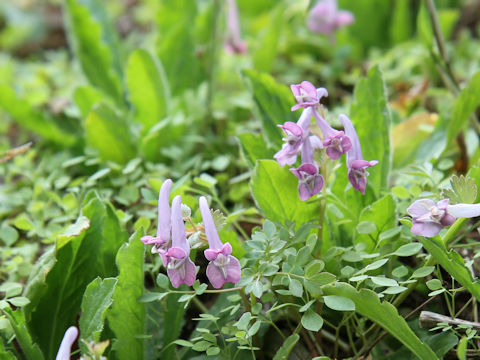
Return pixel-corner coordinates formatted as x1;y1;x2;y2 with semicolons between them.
339;114;378;194
141;179;172;265
165;195;196;288
289;136;324;201
290;81;328;111
199;196;241;289
274;121;305;167
312;110;352;160
56;326;78;360
307;0;354;36
408;199;480;237
225;0;247;54
407;199;456;237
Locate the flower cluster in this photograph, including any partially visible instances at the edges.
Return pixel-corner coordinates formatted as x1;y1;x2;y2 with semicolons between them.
141;180;241;289
408;198;480;237
275;81;378;200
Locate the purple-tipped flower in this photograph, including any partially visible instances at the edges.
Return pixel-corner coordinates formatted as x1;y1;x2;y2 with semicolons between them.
307;0;354;36
165;195;196;288
407;199;455;237
199;196;241;289
339;114;378;194
141;179;172;265
291;81;328;111
289;136;324;201
274;121;305;167
56;326;78;360
408;199;480;237
225;0;247;54
312;110;352;160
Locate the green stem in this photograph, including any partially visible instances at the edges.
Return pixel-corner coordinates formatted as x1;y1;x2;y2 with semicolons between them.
168;286;244;294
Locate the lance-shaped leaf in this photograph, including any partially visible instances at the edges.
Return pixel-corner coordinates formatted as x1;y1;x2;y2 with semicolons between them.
79;277;118;352
106;229;145;360
419;236;480;302
323;282;438;360
64;0;124;103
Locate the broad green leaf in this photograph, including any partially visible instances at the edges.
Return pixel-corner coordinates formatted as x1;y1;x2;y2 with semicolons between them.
64;0;123;103
238;132;275;169
323;295;355;311
356;195;396;251
85;104;135;164
370;277;398;287
251;160;320;226
156;2;200;94
272;334;299;360
446;71;480;149
323;283;438;360
252;4;284;73
3;308;44;360
301;310;323;332
23;195;125;359
242;70;297;146
350;66;391;196
419;237;480;302
79;277;117;351
73;86;109;118
106;229;145;360
126;49;169;133
0;85;76;146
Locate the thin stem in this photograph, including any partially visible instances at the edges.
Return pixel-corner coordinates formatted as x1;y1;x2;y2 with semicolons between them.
168;286;244;294
192;295;209;313
425;0;449;67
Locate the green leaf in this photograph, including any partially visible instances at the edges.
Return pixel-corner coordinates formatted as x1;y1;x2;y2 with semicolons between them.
79;277;117;350
126;49;169;133
272;334;300;360
7;297;30;307
446;71;480;148
23;195;123;359
411;266;435;278
242;70;297;146
393;243;423;257
73;86;109;118
252;4;284;73
370;277;398;287
301;309;323;332
323;295;355;311
457;336;467;360
441;175;477;205
85;104;135;164
251;160;320;226
349;66;391;197
238;132;275;168
323;283;438;360
289;279;303;298
156;3;200;94
3;308;44;360
0;85;76;145
356;221;376;234
356;195;396;251
64;0;123;103
419;237;480;302
106;229;145;360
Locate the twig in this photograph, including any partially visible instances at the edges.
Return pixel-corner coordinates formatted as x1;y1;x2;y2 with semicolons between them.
419;310;480;330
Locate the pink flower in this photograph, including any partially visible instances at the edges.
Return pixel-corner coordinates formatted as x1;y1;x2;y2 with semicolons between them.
225;0;247;54
307;0;354;36
339;114;378;194
199;197;241;288
408;199;480;237
165;195;196;288
312;110;352;160
141;179;172;266
290;81;328;112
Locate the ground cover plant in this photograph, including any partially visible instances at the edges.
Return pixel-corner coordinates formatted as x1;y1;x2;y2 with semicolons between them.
1;0;480;359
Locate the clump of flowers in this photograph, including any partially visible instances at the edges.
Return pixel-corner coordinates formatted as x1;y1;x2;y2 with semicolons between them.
141;179;241;289
275;80;377;200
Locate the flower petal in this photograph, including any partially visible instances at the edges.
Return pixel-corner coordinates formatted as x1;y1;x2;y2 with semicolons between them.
56;326;78;360
199;196;224;250
206;255;241;289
